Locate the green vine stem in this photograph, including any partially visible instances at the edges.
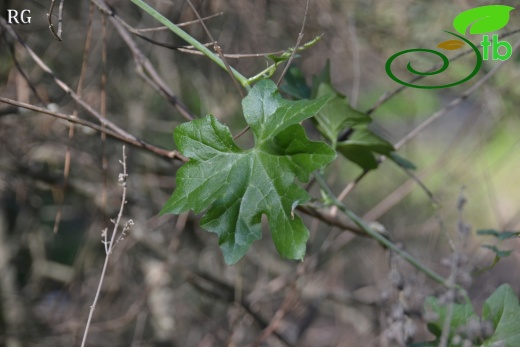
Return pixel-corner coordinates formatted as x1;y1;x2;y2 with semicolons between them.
315;173;470;303
246;35;323;85
130;0;250;89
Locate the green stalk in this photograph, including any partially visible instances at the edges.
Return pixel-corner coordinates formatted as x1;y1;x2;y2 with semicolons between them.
130;0;250;89
315;173;452;289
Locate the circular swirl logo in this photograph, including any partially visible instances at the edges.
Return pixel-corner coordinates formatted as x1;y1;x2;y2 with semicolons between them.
385;5;514;89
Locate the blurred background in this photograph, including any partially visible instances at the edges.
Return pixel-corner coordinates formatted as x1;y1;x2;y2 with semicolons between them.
1;0;520;346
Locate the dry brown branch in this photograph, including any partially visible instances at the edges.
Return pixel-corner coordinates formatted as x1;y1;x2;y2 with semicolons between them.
0;96;186;161
91;0;195;121
185;0;245;98
54;3;96;234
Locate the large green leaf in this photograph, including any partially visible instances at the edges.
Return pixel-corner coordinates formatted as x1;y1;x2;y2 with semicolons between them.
161;80;336;264
453;5;514;35
482;284;520;347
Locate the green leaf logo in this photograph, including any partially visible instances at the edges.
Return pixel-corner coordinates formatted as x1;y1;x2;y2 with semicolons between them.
453;5;514;35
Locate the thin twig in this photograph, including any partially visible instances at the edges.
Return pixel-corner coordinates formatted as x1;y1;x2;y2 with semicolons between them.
185;0;244;98
92;0;195;121
277;0;310;87
362;105;485;222
135;12;224;32
47;0;63;41
251;282;299;347
347;14;360;108
235;23;318;141
58;0;65;38
233;125;250;141
80;146;130;347
53;2;95;233
1;32;46;105
0;17;136;139
130;0;249;89
0;97;186;161
100;13;109;222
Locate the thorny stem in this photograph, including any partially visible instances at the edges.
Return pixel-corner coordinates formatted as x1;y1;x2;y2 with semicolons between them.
80;146;129;347
314;173;451;288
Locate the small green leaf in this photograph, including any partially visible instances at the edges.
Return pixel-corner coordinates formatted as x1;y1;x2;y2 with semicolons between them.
482;284;520;346
267;53;289;64
389;153;417;170
478;229;501;238
336;127;394;170
161;80;336;264
281;65;311;99
478;229;520;240
453;5;514;35
482;245;513;258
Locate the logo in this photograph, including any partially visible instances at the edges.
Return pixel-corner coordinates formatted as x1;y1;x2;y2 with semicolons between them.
386;5;514;89
6;9;31;24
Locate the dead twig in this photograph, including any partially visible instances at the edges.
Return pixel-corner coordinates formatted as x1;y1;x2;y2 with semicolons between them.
276;0;310;87
0;96;187;161
47;0;64;41
54;2;95;233
185;0;245;98
80;146;132;347
91;0;195;121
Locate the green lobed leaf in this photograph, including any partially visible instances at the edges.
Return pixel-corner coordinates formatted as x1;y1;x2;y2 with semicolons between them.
477;229;520;240
453;5;514;35
309;62;405;171
482;284;520;346
482;245;513;259
161;80;336;264
336;126;394;170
